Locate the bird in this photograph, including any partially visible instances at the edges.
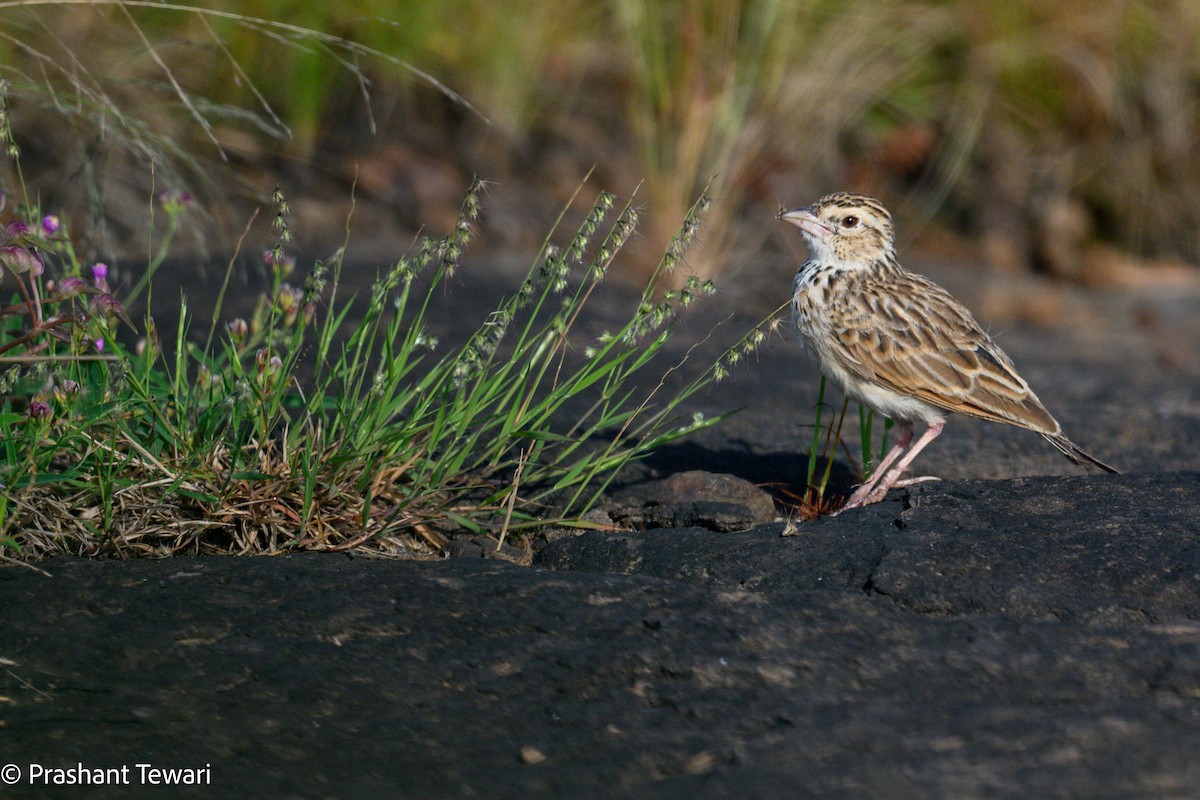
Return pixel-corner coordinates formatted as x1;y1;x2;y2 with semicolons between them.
778;191;1117;512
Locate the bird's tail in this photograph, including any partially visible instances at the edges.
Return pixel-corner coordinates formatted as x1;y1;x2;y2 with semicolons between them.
1043;434;1119;474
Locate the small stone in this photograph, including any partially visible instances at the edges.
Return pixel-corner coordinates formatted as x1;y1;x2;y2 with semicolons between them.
607;470;776;532
519;746;546;765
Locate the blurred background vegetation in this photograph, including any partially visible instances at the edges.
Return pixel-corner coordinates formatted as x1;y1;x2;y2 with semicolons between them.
1;0;1197;282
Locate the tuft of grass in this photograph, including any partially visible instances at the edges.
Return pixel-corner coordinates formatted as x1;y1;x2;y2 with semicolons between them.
0;161;777;559
0;6;791;560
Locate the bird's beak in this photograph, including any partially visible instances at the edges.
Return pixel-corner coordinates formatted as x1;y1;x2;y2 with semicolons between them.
778;206;833;240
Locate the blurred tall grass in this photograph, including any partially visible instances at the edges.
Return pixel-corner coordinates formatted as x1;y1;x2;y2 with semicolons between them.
1;0;1197;275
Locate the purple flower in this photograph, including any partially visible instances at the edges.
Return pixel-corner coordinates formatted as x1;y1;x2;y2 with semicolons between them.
55;379;80;403
93;338;105;353
90;293;122;319
0;245;44;276
57;276;88;297
227;318;248;343
263;249;297;276
27;400;52;419
5;219;30;238
40;215;60;236
90;263;110;293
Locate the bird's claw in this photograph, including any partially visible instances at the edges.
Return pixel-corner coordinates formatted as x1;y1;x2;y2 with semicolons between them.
893;475;940;488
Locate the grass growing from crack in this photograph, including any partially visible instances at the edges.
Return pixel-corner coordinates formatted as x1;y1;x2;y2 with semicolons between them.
0;163;779;559
794;374;894;518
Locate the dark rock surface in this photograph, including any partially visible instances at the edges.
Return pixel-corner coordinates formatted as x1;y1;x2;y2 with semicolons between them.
4;472;1200;798
541;472;1200;622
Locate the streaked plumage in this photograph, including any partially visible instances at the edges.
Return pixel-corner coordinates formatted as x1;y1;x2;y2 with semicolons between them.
780;191;1116;512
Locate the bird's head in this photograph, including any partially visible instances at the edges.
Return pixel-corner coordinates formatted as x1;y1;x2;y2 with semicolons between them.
778;192;895;269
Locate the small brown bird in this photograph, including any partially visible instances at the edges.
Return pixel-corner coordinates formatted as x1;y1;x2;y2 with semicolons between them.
779;192;1116;512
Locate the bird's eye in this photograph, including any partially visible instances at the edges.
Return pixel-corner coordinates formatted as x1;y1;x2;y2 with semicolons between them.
841;215;858;228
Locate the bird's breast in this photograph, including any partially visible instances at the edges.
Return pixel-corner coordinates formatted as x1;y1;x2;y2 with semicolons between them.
791;262;837;350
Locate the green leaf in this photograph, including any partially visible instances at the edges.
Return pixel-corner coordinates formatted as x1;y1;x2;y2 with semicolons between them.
512;430;573;443
176;488;221;504
229;471;273;481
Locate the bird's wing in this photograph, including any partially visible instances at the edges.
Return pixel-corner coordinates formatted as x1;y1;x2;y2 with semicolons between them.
826;272;1062;434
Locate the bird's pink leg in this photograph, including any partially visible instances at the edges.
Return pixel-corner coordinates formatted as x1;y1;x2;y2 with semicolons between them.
838;424;912;509
838;421;945;512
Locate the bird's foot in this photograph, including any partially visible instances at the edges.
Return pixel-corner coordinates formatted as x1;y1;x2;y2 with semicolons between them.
830;422;947;516
832;482;888;515
832;475;939;515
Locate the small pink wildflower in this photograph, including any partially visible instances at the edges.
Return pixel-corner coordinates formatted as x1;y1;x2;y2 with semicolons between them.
90;262;108;286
